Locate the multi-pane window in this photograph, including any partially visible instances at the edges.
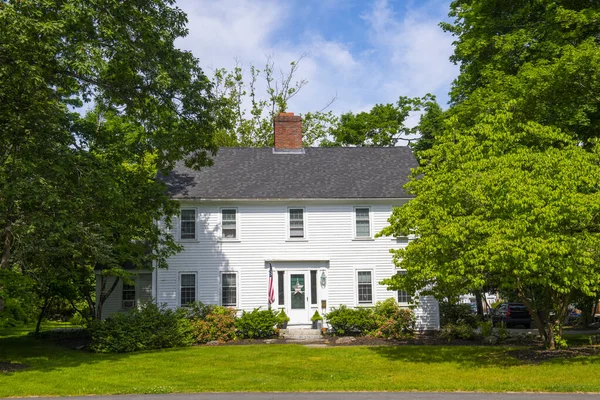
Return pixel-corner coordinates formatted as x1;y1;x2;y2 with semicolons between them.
180;209;196;239
221;273;237;307
310;270;317;305
221;209;237;239
278;271;285;305
289;208;304;238
355;208;370;237
397;271;412;303
180;273;196;306
122;283;136;309
357;271;373;304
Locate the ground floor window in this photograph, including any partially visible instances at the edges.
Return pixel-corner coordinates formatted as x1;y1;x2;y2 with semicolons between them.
221;273;237;307
122;282;136;309
277;271;285;305
397;271;412;304
180;273;196;306
357;270;373;304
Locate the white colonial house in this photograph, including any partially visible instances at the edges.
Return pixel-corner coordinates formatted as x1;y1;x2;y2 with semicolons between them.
96;113;440;330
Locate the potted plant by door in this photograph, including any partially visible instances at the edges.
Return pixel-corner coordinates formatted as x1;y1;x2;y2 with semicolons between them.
311;311;323;329
277;309;290;329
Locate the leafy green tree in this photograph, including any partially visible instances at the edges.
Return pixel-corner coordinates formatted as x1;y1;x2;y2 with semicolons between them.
211;56;337;147
0;0;219;314
323;96;432;147
411;99;444;165
381;1;600;349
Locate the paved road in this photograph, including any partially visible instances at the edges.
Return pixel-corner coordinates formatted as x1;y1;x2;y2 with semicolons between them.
11;393;600;400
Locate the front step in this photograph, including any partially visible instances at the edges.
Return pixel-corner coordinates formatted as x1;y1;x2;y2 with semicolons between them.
281;328;323;340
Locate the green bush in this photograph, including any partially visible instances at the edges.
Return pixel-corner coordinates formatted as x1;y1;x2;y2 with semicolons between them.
478;320;493;338
191;306;237;344
277;309;290;328
89;302;193;353
370;298;416;339
235;308;278;339
439;301;479;328
326;305;378;336
439;322;476;340
0;298;34;328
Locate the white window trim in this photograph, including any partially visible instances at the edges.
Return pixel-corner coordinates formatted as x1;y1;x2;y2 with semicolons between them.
179;207;198;241
220;271;238;308
178;272;198;307
121;278;137;310
219;207;239;241
396;270;412;305
355;268;375;306
287;207;307;240
353;206;372;239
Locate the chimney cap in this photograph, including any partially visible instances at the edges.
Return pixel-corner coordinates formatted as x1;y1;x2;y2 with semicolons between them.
278;112;294;116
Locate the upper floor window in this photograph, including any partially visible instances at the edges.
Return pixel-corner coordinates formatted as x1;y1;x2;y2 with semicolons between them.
289;208;304;238
357;270;373;304
180;273;196;306
355;207;371;238
221;209;237;239
180;209;196;240
122;283;136;309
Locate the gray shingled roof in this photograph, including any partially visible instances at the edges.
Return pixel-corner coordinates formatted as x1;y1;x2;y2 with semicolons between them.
164;147;417;199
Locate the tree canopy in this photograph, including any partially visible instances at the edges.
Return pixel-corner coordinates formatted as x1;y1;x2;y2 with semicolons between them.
381;0;600;349
0;0;219;319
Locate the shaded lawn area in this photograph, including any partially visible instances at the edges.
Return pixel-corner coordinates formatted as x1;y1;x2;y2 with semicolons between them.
1;327;600;397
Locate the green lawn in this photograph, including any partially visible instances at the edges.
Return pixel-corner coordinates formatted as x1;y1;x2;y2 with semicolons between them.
1;325;600;397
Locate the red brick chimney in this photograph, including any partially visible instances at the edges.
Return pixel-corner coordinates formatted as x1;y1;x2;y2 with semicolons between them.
274;112;302;150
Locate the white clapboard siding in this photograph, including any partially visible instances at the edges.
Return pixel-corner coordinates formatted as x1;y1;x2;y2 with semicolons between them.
151;200;440;330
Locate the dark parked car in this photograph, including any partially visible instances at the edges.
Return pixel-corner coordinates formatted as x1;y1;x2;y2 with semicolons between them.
491;303;532;328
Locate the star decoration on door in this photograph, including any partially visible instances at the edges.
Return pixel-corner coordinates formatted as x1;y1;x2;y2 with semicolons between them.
293;279;304;295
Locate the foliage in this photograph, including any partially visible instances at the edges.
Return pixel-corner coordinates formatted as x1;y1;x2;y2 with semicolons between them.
411;100;444;165
235;308;278;339
276;309;290;328
439;322;476;341
478;320;493;338
89;303;193;353
553;326;568;350
322;96;432;147
211;56;337;147
325;305;379;336
310;311;323;322
0;0;219;318
439;302;479;328
191;306;237;344
496;324;509;341
381;1;600;349
372;299;416;339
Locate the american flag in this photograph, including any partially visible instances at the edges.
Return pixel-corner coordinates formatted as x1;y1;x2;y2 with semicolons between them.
268;263;275;307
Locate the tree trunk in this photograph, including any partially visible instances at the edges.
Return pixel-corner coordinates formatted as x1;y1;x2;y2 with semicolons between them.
35;298;52;335
96;276;119;320
475;291;484;316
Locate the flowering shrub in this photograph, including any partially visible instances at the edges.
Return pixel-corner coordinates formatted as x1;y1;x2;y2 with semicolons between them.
191;306;237;344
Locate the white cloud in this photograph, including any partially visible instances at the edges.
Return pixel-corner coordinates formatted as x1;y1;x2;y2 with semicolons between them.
175;0;458;121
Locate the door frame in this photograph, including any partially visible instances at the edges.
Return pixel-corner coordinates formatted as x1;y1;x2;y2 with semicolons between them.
286;270;310;325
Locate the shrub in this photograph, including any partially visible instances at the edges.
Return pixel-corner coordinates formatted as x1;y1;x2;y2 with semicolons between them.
439;322;476;341
235;308;278;339
369;299;416;339
439;301;479;328
277;309;290;328
0;298;35;328
478;320;493;338
311;311;323;322
191;306;237;344
326;305;378;336
89;302;193;353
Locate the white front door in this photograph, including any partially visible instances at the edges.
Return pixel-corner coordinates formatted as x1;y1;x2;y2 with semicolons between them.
288;272;310;324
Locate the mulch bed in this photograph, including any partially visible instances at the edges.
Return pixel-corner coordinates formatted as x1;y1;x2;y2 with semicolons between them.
0;362;29;373
506;346;600;364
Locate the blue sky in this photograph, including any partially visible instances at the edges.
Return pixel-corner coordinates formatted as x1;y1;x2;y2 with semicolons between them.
176;0;457;121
